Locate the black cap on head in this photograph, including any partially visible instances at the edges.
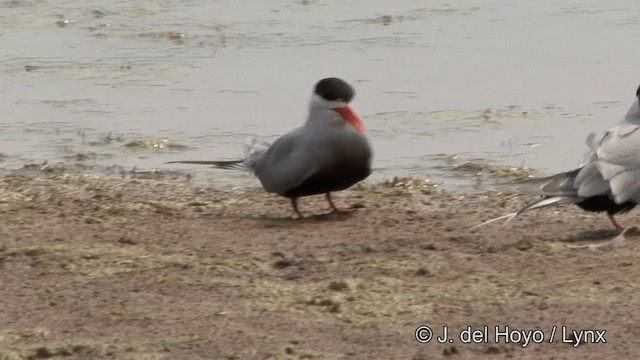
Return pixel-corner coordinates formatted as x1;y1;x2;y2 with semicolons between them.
636;83;640;97
314;77;354;103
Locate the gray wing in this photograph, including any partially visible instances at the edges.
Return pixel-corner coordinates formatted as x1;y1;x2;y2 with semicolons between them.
573;162;610;197
571;131;610;197
252;129;320;195
595;124;640;203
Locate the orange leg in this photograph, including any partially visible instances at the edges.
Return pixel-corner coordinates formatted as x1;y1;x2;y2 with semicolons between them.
290;198;304;219
325;193;354;215
608;213;625;230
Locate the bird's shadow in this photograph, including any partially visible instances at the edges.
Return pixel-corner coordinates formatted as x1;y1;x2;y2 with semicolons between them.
558;227;640;243
249;212;354;227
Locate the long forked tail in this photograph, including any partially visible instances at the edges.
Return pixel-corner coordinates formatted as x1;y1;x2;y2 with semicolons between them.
471;195;581;229
166;160;249;171
493;168;581;196
473;168;585;229
166;137;270;172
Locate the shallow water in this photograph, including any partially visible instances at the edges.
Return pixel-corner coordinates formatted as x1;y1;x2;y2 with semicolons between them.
2;0;640;191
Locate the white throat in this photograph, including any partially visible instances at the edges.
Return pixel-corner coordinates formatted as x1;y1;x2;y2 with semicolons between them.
305;94;349;130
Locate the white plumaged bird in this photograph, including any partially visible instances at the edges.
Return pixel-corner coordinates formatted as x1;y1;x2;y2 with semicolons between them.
168;77;373;218
480;84;640;230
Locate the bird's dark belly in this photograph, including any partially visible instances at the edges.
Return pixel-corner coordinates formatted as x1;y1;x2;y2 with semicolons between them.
283;162;371;198
576;195;636;215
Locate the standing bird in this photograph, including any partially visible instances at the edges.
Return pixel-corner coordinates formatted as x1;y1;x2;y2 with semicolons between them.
481;84;640;230
168;77;373;218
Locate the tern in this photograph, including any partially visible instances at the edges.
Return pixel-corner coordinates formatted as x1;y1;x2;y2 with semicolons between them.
168;77;373;218
479;84;640;230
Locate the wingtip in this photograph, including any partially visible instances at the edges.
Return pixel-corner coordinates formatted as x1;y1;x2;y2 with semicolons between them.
470;212;519;230
164;160;230;165
164;159;250;171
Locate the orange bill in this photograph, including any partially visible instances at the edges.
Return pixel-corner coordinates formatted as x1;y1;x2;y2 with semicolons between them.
335;105;366;133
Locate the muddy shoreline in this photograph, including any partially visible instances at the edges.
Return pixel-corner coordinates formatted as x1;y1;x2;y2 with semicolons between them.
0;169;636;359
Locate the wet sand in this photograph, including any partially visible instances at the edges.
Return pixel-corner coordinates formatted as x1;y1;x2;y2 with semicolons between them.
0;169;637;359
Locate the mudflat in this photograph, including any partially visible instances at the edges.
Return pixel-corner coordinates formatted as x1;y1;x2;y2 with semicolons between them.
0;169;636;359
